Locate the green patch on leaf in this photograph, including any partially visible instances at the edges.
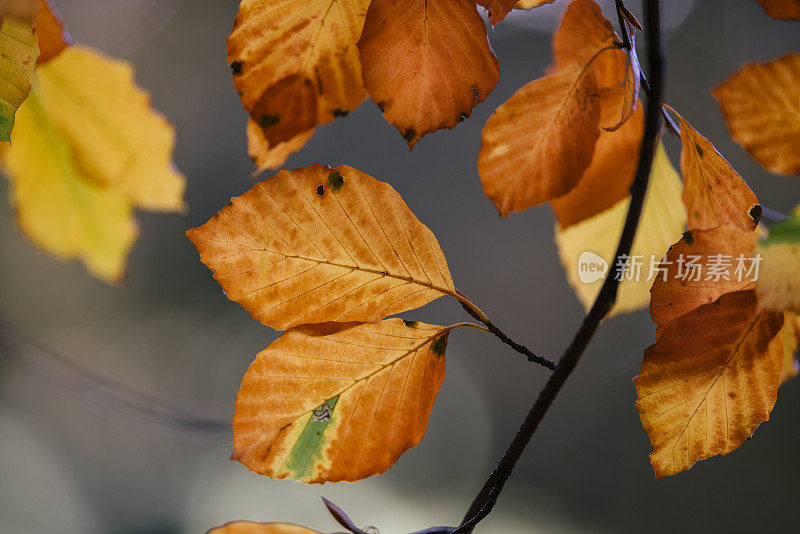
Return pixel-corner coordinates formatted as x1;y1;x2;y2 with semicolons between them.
327;171;344;191
762;215;800;246
431;334;448;356
403;320;418;328
402;128;417;142
283;396;340;480
0;18;39;142
259;114;280;128
682;230;694;246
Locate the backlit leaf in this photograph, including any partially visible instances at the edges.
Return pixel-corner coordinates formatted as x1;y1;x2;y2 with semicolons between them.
233;319;455;483
755;0;800;19
227;0;370;146
756;212;800;314
782;312;800;383
358;0;499;148
671;110;761;231
635;290;784;478
186;165;456;331
515;0;556;8
34;0;67;64
479;63;600;216
556;143;686;316
604;34;640;132
650;224;759;339
208;522;321;534
713;52;800;175
0;16;37;142
246;119;313;176
475;0;516;25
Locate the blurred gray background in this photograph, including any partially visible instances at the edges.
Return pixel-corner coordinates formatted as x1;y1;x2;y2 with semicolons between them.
2;0;799;532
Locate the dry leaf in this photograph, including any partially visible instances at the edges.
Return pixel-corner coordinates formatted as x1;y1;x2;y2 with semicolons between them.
34;0;67;64
756;213;800;314
0;16;37;142
556;143;686;316
650;224;759;339
713;52;800;175
246;119;313;176
208;522;321;534
635;290;784;478
551;85;644;227
475;0;517;24
227;0;370;146
605;35;640;132
671;110;761;231
479;63;600;216
782;312;800;383
233;319;455;483
358;0;499;148
186;165;456;331
755;0;800;19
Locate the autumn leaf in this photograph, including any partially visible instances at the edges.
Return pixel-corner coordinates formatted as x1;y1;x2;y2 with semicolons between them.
605;34;640;133
650;224;759;339
208;522;321;534
358;0;499;148
479;63;600;216
476;0;556;26
227;0;369;146
233;319;455;483
515;0;556;8
246;119;313;176
556;143;686;316
0;16;37;142
782;312;800;383
0;0;35;19
34;0;67;64
713;52;800;175
756;212;800;314
755;0;800;20
551;85;644;227
187;165;456;331
669;109;761;231
635;290;784;478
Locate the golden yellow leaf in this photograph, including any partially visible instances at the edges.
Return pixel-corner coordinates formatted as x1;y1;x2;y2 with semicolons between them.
650;224;759;339
358;0;499;148
208;522;321;534
227;0;369;146
635;290;784;478
233;319;456;483
671;110;761;231
756;0;800;19
555;143;686;316
0;16;37;142
479;63;600;216
515;0;555;8
782;312;800;383
34;0;67;64
755;213;800;314
31;46;185;211
2;91;138;282
713;52;800;175
551;85;643;227
246;119;313;176
186;165;456;331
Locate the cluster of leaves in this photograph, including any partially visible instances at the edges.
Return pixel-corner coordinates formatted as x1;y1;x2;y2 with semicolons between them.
0;0;185;282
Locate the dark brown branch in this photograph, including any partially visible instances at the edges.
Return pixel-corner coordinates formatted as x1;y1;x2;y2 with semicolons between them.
449;1;665;532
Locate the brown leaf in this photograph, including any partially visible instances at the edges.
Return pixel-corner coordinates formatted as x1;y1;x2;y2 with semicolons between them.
35;0;67;64
713;52;800;175
208;522;321;534
604;36;640;132
479;63;600;216
635;290;784;478
246;119;313;176
227;0;370;146
475;0;516;24
551;85;643;227
232;319;454;483
671;110;761;231
755;0;800;20
0;0;35;19
186;165;456;331
650;224;759;339
358;0;499;148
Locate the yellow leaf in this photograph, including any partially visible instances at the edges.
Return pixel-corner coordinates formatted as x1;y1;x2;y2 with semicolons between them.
713;52;800;175
35;0;67;64
0;16;37;141
479;63;601;216
782;312;800;384
186;165;456;331
755;0;800;20
32;46;185;211
233;319;455;483
227;0;369;146
755;212;800;314
208;522;321;534
246;119;313;176
555;143;686;316
2;91;138;282
515;0;555;8
635;290;784;478
358;0;499;148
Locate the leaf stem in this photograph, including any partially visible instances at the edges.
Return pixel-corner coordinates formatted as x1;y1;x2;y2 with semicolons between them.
450;1;665;531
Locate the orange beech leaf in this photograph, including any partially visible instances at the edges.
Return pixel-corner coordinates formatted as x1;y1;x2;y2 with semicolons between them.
782;312;800;384
246;119;313;176
227;0;370;146
551;85;643;227
650;224;759;339
551;0;626;90
208;522;321;534
233;319;456;483
475;0;516;25
186;165;456;331
635;290;784;478
479;62;600;216
35;0;67;64
604;36;640;132
670;110;761;231
358;0;499;148
713;52;800;175
756;0;800;19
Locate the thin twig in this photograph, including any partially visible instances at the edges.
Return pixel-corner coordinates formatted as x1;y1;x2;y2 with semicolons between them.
448;1;665;531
